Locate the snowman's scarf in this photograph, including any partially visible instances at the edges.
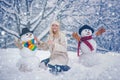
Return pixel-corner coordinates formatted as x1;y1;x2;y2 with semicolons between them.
77;36;94;56
22;39;37;51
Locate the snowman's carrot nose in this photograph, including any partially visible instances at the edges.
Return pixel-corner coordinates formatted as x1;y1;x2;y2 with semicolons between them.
29;34;32;37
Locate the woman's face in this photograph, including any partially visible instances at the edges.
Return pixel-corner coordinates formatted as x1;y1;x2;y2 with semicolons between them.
51;24;59;33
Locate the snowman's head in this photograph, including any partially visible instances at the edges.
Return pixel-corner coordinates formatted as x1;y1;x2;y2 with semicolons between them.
81;29;92;37
21;32;34;42
79;25;94;37
20;28;34;42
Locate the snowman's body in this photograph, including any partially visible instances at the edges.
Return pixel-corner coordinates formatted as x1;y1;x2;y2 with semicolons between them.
20;45;36;57
80;28;97;54
80;39;97;54
17;31;39;72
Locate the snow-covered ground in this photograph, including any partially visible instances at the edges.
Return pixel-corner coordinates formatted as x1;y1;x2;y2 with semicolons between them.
0;48;120;80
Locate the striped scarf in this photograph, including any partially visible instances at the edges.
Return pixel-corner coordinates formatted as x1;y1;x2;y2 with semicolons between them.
22;39;37;51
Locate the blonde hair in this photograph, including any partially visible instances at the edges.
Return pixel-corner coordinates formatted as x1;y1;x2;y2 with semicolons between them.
50;21;60;38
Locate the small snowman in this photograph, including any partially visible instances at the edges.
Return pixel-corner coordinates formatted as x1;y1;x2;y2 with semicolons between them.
15;28;40;72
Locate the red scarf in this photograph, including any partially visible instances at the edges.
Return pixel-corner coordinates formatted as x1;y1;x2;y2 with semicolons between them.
77;36;94;56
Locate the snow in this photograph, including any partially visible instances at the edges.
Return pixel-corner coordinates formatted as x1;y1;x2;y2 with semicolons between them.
0;48;120;80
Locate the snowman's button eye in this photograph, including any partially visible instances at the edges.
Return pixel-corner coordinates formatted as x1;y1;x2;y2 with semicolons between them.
85;30;87;32
26;34;28;36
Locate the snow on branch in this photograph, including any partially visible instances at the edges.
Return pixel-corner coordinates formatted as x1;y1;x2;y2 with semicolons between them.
71;16;84;25
38;25;50;39
107;29;120;32
30;0;48;31
1;5;20;17
43;6;56;19
1;6;14;14
97;46;109;52
1;0;13;7
30;0;48;25
30;12;42;25
0;26;20;38
31;0;63;32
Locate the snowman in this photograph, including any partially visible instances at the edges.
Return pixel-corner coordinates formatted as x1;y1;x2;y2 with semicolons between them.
15;28;40;72
72;25;105;67
78;25;97;55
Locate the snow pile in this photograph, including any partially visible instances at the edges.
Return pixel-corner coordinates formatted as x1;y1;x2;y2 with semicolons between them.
0;48;120;80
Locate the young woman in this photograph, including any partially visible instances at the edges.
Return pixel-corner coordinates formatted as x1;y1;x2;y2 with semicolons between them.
40;21;70;73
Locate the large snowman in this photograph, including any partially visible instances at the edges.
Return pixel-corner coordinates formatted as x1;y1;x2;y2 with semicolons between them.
72;25;105;67
78;25;97;55
16;28;40;72
77;25;98;67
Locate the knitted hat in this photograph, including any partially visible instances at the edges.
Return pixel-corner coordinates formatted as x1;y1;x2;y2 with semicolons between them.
51;21;60;26
20;28;33;36
79;25;94;35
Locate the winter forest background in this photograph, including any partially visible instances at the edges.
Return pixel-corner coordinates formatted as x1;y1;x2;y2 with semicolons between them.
0;0;120;53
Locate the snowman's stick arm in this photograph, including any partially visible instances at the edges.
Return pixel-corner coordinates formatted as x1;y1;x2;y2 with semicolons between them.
95;27;106;36
72;32;81;42
14;38;23;49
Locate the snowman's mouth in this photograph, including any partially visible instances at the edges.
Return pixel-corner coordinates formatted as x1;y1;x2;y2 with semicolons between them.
29;35;31;38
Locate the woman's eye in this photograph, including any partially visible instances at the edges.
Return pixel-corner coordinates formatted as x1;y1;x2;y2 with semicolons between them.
52;24;55;26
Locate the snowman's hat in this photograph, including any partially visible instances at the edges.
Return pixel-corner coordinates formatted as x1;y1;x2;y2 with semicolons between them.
20;28;33;36
79;25;94;35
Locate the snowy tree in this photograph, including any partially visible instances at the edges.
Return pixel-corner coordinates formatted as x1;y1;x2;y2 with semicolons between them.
0;0;119;52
